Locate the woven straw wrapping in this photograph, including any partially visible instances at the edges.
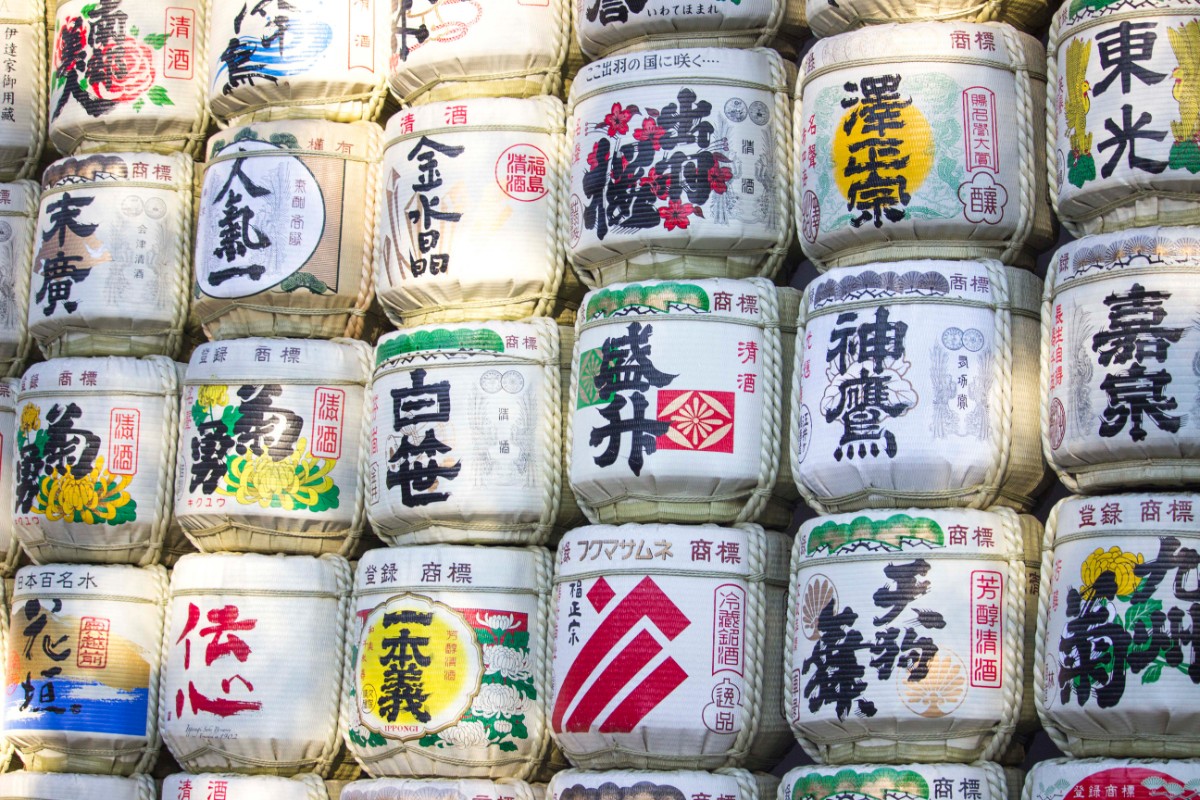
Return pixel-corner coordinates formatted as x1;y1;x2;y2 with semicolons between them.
1040;227;1200;492
5;563;167;775
786;507;1027;764
367;319;564;545
385;0;569;106
160;554;351;776
1047;0;1200;236
778;763;1008;800
0;771;156;799
569;278;795;526
163;773;330;799
792;260;1046;513
174;337;371;556
1024;760;1200;800
551;523;791;770
342;546;552;779
0;583;11;770
548;769;769;800
47;0;210;156
14;356;179;565
566;48;794;288
0;182;39;377
0;381;23;576
29;153;192;358
374;97;570;327
1011;514;1043;757
1036;494;1200;758
193;120;384;342
0;0;45;181
206;0;389;125
795;23;1053;270
340;778;538;800
805;0;1046;38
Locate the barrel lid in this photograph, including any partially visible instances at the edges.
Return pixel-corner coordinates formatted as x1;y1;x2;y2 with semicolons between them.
0;771;155;798
579;277;779;328
804;260;1039;316
12;563;165;602
162;773;327;797
570;48;783;107
355;545;546;596
549;770;751;799
41;151;192;191
556;523;768;580
0;377;16;413
1049;226;1200;293
0;180;39;215
781;763;1005;798
207;119;382;161
385;96;564;143
796;507;1022;564
342;778;536;800
19;355;178;397
1052;0;1199;41
375;319;558;372
186;338;371;385
171;552;348;597
1051;493;1200;543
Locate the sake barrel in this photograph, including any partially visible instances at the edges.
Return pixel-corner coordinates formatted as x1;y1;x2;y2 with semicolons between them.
0;382;22;576
28;152;192;358
787;507;1028;764
791;260;1045;513
193;120;383;341
4;563;166;774
161;553;351;775
780;763;1008;800
0;772;155;799
796;23;1052;270
384;0;568;106
174;337;371;555
0;181;39;377
367;320;564;546
548;769;771;800
374;97;570;327
569;278;797;526
47;0;209;155
1036;493;1200;758
806;0;1046;39
0;0;45;180
551;523;791;770
340;779;538;800
206;0;389;125
1024;760;1200;800
1048;0;1200;235
567;49;793;287
344;545;552;778
1041;228;1200;492
12;356;179;565
162;774;332;799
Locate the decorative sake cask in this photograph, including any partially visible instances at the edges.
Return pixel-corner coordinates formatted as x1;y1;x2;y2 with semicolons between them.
174;337;371;555
569;278;798;527
374;97;570;328
1037;494;1200;758
344;545;552;779
206;0;389;124
1042;228;1200;492
1024;760;1200;800
792;261;1045;513
0;380;24;575
0;0;45;180
0;772;155;799
4;563;166;775
161;553;351;775
192;120;382;341
548;769;773;800
163;774;331;799
13;356;179;565
780;763;1008;800
340;779;538;800
806;0;1046;38
551;523;791;770
567;48;793;287
0;181;39;377
796;23;1052;269
48;0;208;155
28;152;192;358
787;507;1029;764
1049;0;1200;235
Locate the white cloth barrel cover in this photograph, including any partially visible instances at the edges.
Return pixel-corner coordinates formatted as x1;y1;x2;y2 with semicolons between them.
551;523;791;770
796;23;1052;270
1042;228;1200;493
548;769;770;800
0;771;156;799
374;97;570;328
13;356;179;566
1048;0;1200;235
367;320;564;546
0;380;25;575
1037;493;1200;758
385;0;568;106
340;779;538;800
193;120;383;342
0;0;45;181
0;181;39;377
1024;760;1200;800
174;337;371;556
4;563;166;774
160;553;352;775
163;773;331;799
567;48;793;288
27;152;193;358
787;507;1028;764
47;0;209;155
206;0;389;124
779;763;1008;800
0;582;12;769
805;0;1047;39
792;260;1045;513
569;278;797;527
343;545;552;779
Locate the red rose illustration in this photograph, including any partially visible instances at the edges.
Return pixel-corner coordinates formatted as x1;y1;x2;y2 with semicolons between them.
89;37;156;103
53;16;88;72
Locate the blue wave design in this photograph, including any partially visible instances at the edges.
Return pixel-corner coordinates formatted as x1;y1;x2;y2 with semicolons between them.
216;19;334;82
5;679;148;736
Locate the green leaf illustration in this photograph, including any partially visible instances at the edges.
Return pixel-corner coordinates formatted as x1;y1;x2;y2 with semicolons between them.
190;401;207;431
80;3;96;17
1142;662;1164;684
132;98;144;113
148;85;174;106
33;429;48;460
130;25;139;35
143;32;168;49
498;741;518;752
220;402;243;436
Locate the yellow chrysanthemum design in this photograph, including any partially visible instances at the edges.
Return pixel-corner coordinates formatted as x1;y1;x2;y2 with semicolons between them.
38;457;135;525
197;384;229;409
1080;546;1145;599
19;403;40;433
218;437;339;511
